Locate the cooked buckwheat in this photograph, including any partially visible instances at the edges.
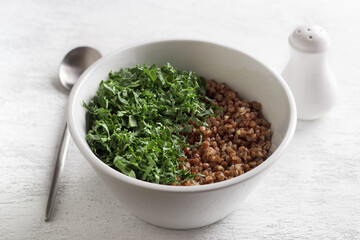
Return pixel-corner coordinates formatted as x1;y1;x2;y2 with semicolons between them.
181;79;271;185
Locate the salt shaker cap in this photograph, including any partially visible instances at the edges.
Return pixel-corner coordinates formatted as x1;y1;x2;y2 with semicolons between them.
289;25;331;53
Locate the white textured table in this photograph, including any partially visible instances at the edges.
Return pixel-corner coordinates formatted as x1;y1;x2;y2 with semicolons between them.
1;1;360;239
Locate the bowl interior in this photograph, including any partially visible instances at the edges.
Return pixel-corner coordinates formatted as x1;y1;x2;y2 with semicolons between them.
68;40;296;189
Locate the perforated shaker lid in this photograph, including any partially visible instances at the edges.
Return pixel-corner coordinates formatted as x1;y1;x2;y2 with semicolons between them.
289;25;331;53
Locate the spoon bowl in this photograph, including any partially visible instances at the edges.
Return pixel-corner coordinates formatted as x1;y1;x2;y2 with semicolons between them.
59;47;102;91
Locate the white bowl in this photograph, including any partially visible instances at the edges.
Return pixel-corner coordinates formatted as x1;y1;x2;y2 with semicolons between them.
68;40;297;229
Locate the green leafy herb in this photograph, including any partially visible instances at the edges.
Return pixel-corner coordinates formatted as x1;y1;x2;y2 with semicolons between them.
84;63;214;184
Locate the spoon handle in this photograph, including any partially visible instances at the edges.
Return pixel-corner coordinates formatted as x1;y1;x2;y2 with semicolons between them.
45;124;70;222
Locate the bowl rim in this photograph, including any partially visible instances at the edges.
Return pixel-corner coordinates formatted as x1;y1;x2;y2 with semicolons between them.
67;39;297;193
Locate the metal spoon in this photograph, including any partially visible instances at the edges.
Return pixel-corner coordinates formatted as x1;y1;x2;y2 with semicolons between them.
45;46;101;222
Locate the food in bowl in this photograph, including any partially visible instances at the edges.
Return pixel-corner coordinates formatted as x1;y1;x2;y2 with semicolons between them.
84;63;271;186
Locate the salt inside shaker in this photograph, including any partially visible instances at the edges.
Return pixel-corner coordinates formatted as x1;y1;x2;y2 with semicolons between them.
282;25;337;120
